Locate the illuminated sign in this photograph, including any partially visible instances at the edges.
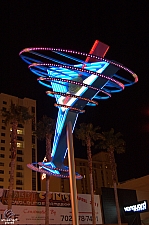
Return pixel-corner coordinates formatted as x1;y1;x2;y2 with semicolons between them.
124;200;148;214
19;42;138;178
0;209;19;224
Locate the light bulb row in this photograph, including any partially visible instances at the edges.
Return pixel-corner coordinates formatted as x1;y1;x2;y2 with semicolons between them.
27;163;82;179
38;76;111;97
30;62;124;90
46;90;98;106
20;47;138;83
54;103;85;113
38;162;69;172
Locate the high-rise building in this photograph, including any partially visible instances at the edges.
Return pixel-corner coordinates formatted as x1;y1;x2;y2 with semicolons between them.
41;151;117;195
0;93;37;191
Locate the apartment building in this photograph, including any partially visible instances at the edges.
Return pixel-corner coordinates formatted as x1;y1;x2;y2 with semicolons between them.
41;151;117;194
0;93;37;191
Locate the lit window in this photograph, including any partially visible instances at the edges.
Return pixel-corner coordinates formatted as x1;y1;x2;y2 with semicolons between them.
17;129;23;135
10;128;23;135
17;142;23;148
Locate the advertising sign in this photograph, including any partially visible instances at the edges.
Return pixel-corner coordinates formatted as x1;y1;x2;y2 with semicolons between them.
0;189;102;224
124;200;148;215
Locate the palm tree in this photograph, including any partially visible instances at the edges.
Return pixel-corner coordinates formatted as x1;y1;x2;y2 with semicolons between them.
98;128;125;225
1;101;33;210
75;123;101;225
35;115;55;225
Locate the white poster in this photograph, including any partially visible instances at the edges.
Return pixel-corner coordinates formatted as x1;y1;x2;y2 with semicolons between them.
0;189;102;224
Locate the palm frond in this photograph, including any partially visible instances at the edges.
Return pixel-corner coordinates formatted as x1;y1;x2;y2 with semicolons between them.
97;128;125;154
35;115;56;140
1;101;33;125
75;123;101;146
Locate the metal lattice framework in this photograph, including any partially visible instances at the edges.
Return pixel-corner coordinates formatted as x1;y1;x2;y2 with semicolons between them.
19;41;138;179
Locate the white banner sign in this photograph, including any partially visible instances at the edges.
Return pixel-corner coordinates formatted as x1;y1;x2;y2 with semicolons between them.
0;189;102;224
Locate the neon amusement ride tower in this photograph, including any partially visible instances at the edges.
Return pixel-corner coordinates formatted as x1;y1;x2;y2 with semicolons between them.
19;40;138;179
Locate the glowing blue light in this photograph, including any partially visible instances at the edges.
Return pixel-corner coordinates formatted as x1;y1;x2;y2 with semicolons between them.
58;62;109;111
38;80;52;89
42;166;60;175
44;161;56;168
51;109;68;158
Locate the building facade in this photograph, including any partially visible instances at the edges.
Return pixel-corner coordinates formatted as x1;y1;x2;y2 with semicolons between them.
41;151;117;194
0;93;37;191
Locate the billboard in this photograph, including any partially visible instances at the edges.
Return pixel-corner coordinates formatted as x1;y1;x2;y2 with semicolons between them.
0;189;102;224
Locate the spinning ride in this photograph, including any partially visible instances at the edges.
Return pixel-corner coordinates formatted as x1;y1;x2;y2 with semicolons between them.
19;40;138;179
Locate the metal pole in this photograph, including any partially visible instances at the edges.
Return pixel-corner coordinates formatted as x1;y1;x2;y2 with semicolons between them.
67;121;79;225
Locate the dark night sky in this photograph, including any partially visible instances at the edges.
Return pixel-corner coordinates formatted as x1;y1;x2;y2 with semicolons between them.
1;1;149;182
